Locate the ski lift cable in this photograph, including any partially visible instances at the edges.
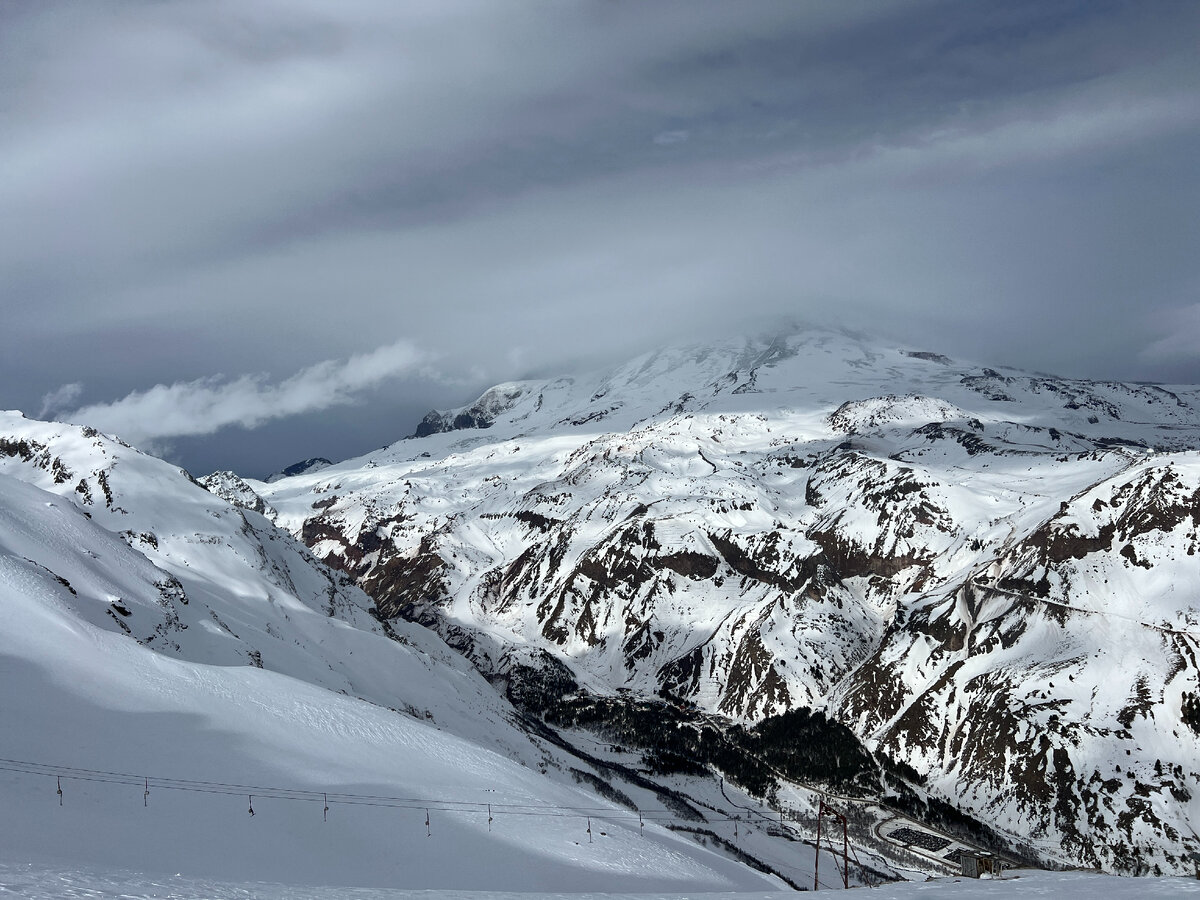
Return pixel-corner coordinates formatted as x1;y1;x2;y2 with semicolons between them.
0;755;685;817
1;753;789;838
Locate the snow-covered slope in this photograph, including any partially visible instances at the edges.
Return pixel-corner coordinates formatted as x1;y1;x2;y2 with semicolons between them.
256;329;1200;874
4;862;1200;900
0;412;783;891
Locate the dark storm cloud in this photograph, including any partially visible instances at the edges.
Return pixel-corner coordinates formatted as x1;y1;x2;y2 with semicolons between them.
2;0;1198;473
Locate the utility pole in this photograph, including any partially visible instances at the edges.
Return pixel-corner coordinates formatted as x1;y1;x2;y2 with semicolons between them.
813;799;850;890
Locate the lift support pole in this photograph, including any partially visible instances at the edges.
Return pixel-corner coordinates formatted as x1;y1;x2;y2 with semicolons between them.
814;799;849;890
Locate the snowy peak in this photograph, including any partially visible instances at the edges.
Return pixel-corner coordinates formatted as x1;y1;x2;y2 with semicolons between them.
413;384;529;437
198;470;276;517
386;332;1199;465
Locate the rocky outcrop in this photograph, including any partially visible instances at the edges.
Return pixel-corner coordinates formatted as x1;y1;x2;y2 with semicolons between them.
413;385;527;437
199;471;277;517
263;457;332;483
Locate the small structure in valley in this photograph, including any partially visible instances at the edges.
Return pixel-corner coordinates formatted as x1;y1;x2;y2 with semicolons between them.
958;850;1002;879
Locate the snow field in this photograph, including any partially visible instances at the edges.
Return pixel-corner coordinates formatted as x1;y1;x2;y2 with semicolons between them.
6;861;1200;899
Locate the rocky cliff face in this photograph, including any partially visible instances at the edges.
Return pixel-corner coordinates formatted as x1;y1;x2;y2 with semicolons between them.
836;457;1200;872
198;470;277;517
257;330;1200;873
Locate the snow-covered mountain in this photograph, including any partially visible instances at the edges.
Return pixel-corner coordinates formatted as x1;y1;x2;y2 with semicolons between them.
255;329;1200;875
0;412;792;891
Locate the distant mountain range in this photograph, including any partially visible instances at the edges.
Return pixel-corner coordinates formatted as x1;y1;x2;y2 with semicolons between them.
253;329;1200;875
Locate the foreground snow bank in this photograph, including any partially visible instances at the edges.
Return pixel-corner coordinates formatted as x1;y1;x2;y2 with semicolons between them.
1;863;1199;899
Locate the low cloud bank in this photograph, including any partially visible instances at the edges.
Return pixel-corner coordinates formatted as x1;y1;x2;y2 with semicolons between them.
56;340;432;448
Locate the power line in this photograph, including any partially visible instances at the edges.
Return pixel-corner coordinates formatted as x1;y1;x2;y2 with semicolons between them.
0;754;730;824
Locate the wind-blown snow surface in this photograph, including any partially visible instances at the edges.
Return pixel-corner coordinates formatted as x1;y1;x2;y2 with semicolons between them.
0;412;780;891
255;331;1200;874
3;863;1200;900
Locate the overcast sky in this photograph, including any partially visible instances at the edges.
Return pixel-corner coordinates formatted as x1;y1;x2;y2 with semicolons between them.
3;0;1198;476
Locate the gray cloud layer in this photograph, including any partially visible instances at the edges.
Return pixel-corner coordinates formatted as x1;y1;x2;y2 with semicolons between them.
3;1;1199;473
58;339;432;448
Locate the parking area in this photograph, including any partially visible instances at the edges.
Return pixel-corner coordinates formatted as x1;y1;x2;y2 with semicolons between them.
876;816;980;870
